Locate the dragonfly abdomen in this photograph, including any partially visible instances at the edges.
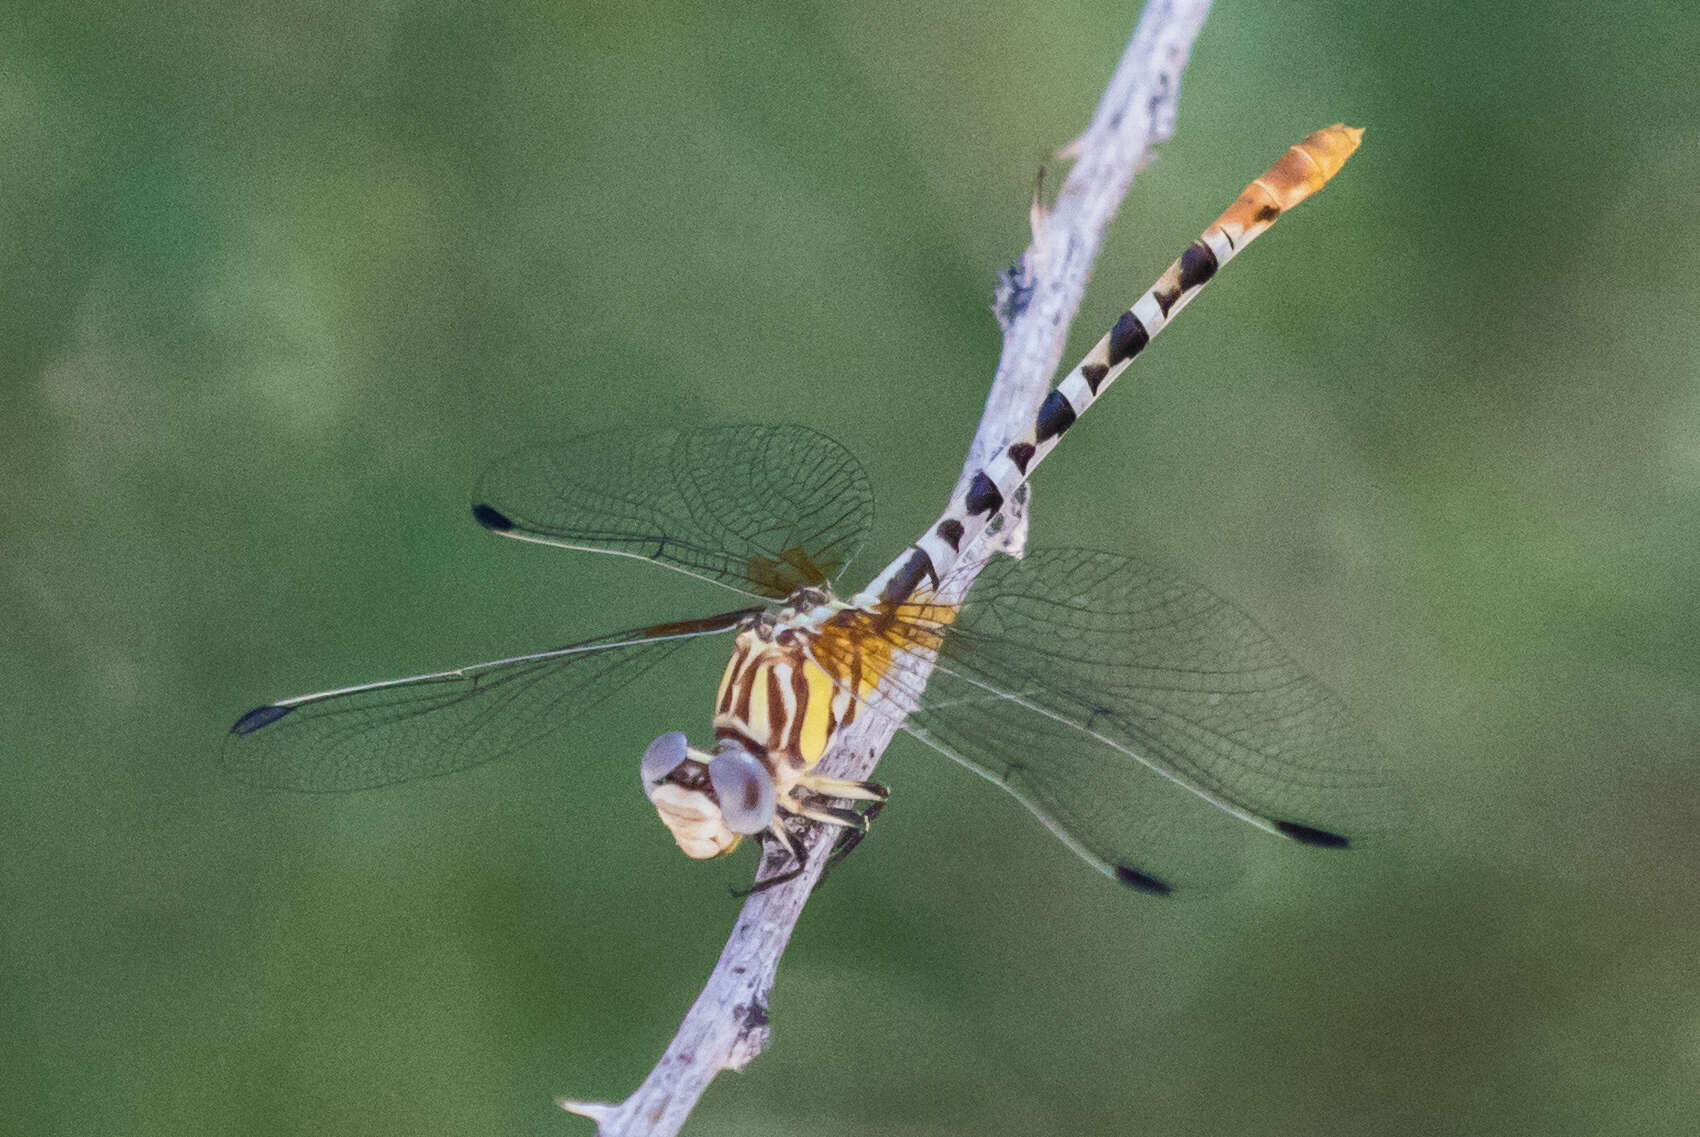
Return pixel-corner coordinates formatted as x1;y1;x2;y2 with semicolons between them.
864;124;1364;608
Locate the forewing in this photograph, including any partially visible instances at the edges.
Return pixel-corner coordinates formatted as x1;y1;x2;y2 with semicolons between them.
474;424;873;599
225;614;749;791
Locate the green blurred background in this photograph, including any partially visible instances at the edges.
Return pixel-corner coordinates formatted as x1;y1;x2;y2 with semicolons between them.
6;0;1699;1133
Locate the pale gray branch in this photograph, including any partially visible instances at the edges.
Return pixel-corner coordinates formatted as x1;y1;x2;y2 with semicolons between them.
559;2;1214;1132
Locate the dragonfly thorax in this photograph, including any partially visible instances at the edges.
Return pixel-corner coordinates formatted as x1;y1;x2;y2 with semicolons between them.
638;585;871;862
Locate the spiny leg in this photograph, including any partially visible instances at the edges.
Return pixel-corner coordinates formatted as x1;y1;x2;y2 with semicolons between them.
799;775;891;881
823;795;886;876
789;801;871;831
737;802;866;897
732;819;810;898
735;788;885;898
799;774;889;803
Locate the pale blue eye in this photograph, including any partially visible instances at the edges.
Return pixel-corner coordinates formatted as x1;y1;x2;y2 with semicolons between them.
641;731;689;784
708;749;776;835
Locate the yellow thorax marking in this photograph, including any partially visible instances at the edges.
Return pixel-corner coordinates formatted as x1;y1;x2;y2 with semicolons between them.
712;596;961;770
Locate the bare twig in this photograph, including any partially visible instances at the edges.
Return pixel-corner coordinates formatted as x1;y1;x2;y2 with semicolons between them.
558;2;1214;1132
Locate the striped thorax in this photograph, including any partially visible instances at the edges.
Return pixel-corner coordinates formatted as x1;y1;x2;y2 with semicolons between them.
713;589;853;774
641;588;902;864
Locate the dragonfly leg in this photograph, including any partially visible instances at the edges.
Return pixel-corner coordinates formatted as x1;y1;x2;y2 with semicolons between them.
796;776;889;874
787;801;869;831
734;791;887;898
796;774;889;803
732;820;810;898
822;795;886;876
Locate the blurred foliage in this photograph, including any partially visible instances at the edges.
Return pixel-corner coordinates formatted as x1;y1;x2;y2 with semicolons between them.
5;1;1700;1134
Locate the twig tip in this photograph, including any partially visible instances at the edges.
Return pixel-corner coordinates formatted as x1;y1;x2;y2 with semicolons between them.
557;1097;615;1123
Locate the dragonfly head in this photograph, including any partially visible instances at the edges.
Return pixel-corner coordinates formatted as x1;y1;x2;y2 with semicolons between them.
640;732;776;860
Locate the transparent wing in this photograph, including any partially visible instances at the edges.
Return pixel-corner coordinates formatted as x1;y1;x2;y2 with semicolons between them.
898;670;1253;895
473;424;874;600
813;548;1395;892
225;612;753;791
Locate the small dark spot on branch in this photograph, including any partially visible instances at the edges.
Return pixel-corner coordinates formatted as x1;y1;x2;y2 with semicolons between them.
740;1000;770;1030
994;262;1036;330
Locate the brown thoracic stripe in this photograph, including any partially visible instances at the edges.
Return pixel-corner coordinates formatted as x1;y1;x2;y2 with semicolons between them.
785;663;809;760
732;650;755;724
764;668;784;751
717;640;748;716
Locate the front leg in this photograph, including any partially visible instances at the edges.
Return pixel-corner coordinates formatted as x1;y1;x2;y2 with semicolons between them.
822;795;886;875
797;774;889;804
732;819;810;898
735;780;887;897
795;777;892;882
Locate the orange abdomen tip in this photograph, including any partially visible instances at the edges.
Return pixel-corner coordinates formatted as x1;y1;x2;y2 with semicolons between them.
1273;123;1364;195
1300;123;1365;182
1234;123;1364;224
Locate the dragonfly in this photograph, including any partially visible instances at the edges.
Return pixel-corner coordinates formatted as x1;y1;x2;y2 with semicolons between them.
229;124;1390;896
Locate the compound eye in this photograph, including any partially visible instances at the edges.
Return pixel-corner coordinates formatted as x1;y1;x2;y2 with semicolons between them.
708;748;776;835
641;731;689;785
